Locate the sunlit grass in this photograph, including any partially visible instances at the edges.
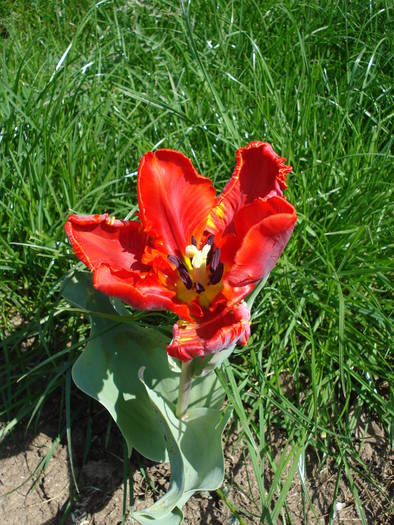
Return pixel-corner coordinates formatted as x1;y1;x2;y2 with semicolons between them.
0;0;392;522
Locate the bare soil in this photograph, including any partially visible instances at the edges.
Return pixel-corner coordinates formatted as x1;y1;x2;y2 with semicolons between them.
0;402;391;525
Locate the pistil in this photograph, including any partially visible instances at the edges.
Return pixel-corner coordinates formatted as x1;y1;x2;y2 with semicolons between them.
185;242;211;287
169;235;224;303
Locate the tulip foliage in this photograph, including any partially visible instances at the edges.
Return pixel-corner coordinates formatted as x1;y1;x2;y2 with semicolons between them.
63;272;230;524
64;142;296;523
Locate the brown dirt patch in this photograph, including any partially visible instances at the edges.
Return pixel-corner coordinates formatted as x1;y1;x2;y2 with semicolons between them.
0;409;391;524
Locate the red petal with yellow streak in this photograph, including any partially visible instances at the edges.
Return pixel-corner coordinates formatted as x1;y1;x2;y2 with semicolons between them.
167;302;250;361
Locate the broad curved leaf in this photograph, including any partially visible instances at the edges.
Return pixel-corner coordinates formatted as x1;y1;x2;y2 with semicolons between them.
133;375;230;524
63;272;225;459
63;272;230;523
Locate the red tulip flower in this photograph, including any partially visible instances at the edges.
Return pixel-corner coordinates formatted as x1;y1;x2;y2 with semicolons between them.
65;142;297;362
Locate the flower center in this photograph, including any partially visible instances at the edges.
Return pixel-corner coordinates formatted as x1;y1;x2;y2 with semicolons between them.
168;235;224;307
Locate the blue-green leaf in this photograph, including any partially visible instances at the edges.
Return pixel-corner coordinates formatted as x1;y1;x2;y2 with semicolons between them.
63;272;230;523
63;272;177;460
133;374;230;524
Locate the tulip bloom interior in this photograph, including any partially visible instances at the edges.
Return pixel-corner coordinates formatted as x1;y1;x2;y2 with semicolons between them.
65;142;297;361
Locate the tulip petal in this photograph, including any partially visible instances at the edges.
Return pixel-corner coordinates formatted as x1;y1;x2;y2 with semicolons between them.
234;195;296;239
226;197;297;287
138;149;216;255
66;214;192;320
94;265;192;321
207;141;292;235
167;302;251;362
65;214;149;272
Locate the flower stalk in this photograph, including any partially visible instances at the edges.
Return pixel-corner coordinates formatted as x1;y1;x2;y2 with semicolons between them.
176;360;194;419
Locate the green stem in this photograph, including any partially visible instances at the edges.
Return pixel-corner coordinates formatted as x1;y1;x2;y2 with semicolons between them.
176;360;193;419
216;488;247;525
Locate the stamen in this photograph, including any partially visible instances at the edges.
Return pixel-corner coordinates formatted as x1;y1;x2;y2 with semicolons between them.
169;255;193;289
210;247;221;273
206;236;215;267
171;236;224;297
195;282;205;294
179;266;193;289
210;262;224;285
206;247;213;266
168;254;182;268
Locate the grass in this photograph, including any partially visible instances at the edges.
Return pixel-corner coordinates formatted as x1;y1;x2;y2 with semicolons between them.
0;0;392;522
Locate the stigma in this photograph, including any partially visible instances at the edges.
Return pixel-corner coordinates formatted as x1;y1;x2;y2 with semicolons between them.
185;243;211;269
184;241;210;290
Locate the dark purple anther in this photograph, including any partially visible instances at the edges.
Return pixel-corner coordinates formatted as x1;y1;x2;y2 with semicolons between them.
168;255;193;289
168;254;182;268
210;262;224;285
194;282;205;294
179;267;193;289
206;237;215;267
210;247;221;273
191;235;197;247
